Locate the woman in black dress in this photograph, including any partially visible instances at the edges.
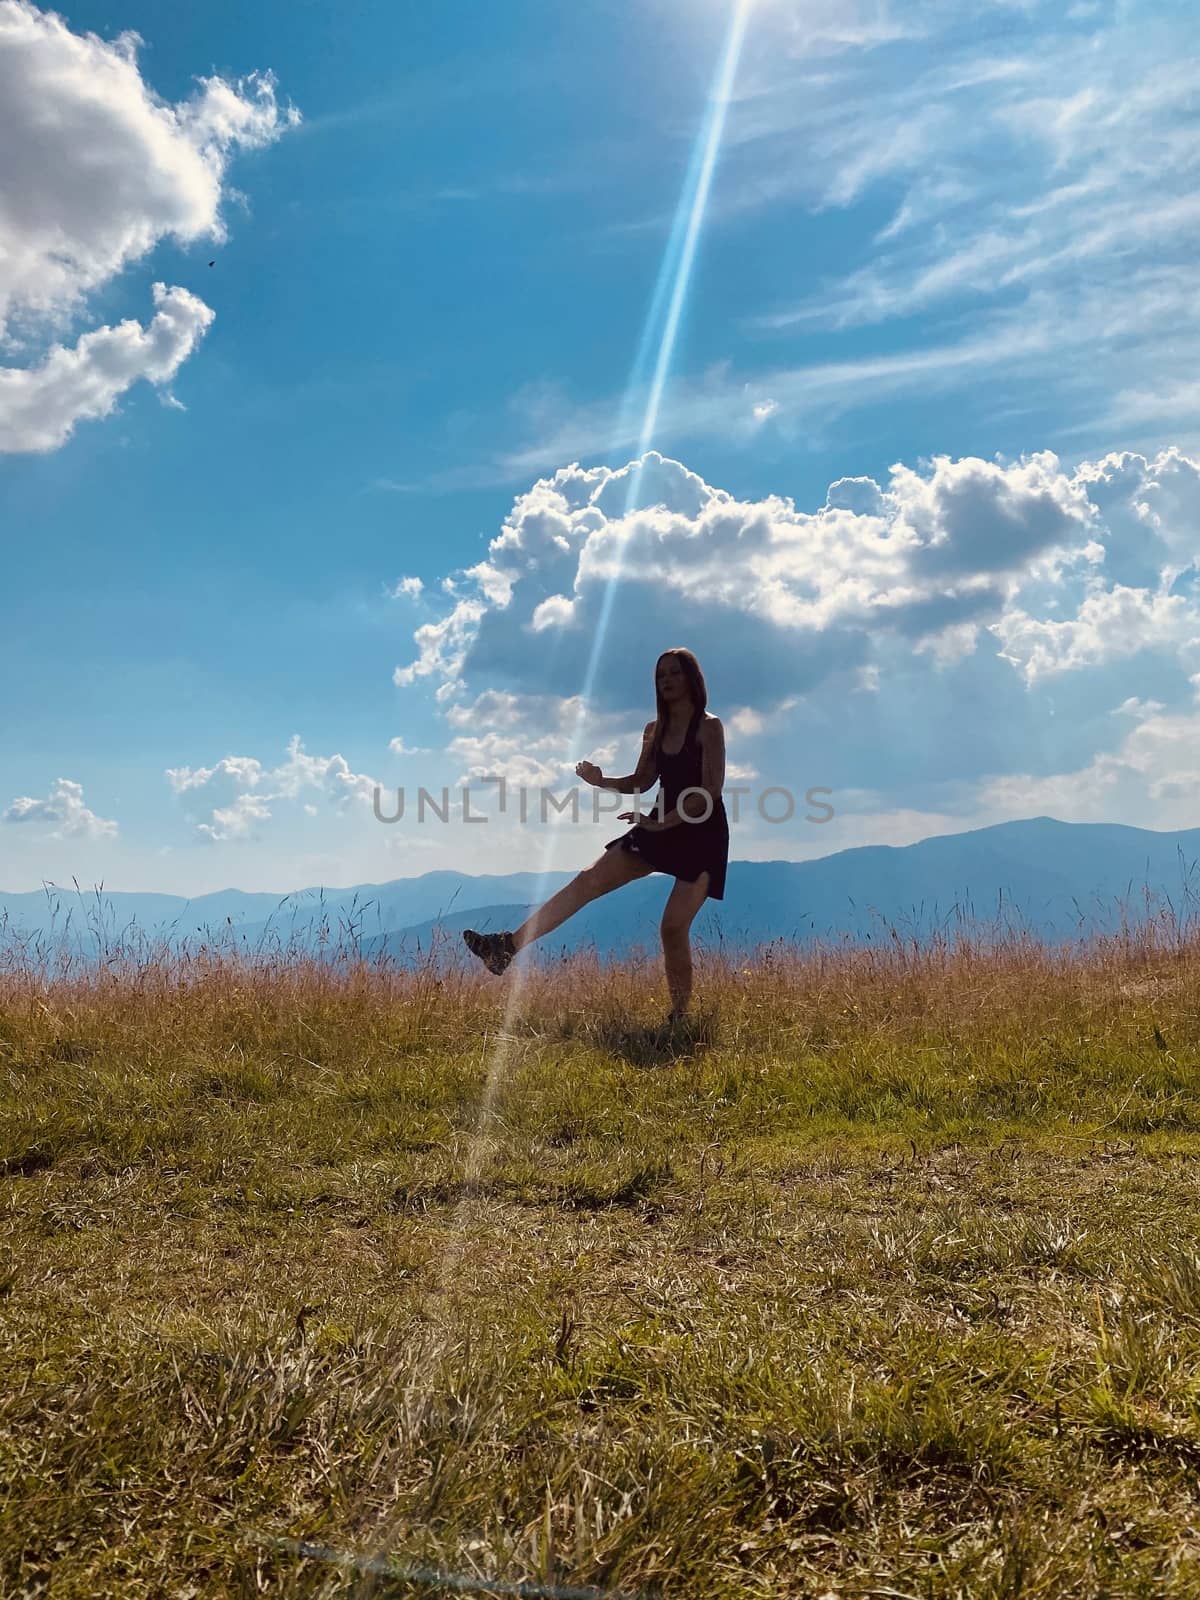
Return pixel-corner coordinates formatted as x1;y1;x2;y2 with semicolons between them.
463;647;729;1021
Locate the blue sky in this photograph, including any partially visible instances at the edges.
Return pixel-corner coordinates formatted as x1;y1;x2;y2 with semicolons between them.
2;0;1198;893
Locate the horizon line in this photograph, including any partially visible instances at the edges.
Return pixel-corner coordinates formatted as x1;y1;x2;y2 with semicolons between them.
5;814;1200;901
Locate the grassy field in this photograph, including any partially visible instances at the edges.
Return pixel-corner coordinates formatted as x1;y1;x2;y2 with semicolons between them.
3;926;1200;1598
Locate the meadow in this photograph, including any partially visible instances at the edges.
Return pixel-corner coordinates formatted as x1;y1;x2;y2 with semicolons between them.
2;918;1200;1598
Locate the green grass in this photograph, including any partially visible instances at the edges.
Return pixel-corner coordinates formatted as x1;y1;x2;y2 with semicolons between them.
2;931;1200;1596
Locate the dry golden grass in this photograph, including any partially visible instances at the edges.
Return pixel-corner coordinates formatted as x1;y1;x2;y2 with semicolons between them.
2;919;1200;1597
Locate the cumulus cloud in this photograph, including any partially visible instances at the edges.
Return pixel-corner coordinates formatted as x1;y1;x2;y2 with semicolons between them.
0;0;296;450
393;447;1101;717
166;735;381;842
0;282;214;452
0;0;296;334
441;690;625;788
889;452;1093;579
2;777;117;838
992;585;1200;684
393;598;487;691
387;443;1200;838
1073;447;1200;589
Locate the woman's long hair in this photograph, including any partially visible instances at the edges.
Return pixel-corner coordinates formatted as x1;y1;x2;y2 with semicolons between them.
654;647;708;746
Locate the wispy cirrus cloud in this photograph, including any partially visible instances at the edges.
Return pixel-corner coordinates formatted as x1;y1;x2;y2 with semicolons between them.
475;2;1198;482
738;4;1200;383
494;311;1054;479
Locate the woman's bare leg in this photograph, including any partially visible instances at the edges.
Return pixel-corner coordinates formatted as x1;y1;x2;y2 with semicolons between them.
512;847;652;952
659;873;710;1018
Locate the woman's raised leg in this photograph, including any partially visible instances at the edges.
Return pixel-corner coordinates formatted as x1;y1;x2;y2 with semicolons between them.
511;846;652;952
659;872;709;1018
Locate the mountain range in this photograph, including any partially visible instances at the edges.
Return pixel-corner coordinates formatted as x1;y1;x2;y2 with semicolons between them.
4;817;1199;963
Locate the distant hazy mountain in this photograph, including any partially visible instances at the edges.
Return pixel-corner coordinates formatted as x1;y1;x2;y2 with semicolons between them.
0;871;573;947
4;818;1199;961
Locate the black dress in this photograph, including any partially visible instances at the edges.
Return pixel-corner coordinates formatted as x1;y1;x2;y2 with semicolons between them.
604;708;729;900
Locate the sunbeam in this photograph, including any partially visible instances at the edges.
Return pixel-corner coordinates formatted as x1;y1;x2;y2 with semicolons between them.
584;0;753;716
495;0;753;986
356;1;753;1572
504;0;752;1005
252;1534;651;1598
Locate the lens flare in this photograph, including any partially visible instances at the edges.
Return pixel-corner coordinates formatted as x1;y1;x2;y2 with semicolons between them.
461;0;754;1224
470;0;754;1228
501;0;752;958
584;0;752;716
513;0;751;937
353;2;753;1572
253;1535;650;1598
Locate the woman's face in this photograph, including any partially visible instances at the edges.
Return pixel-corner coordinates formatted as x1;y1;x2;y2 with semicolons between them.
656;654;688;704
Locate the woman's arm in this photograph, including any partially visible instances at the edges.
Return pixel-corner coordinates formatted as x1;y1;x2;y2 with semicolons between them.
576;722;658;794
697;715;726;803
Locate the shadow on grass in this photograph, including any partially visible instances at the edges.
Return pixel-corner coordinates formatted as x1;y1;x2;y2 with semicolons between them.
390;1158;673;1212
586;1012;718;1069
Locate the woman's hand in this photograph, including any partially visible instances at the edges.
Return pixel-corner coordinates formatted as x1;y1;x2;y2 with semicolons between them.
575;760;603;787
618;810;660;829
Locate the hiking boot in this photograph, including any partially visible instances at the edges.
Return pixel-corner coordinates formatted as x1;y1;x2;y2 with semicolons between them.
463;929;517;975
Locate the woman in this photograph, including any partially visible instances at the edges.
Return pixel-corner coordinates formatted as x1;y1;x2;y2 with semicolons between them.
463;647;729;1021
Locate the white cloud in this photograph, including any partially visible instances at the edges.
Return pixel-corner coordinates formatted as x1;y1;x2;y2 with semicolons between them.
728;707;765;736
478;4;1173;478
390;576;424;598
0;0;296;450
529;594;577;631
0;283;214;452
446;733;569;790
914;621;981;668
386;443;1200;843
2;777;117;838
888;449;1094;578
442;691;613;788
1074;447;1200;582
393;598;487;689
442;688;541;733
991;584;1200;684
0;0;296;334
166;735;381;842
742;9;1199;336
1113;696;1165;721
393;447;1095;717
